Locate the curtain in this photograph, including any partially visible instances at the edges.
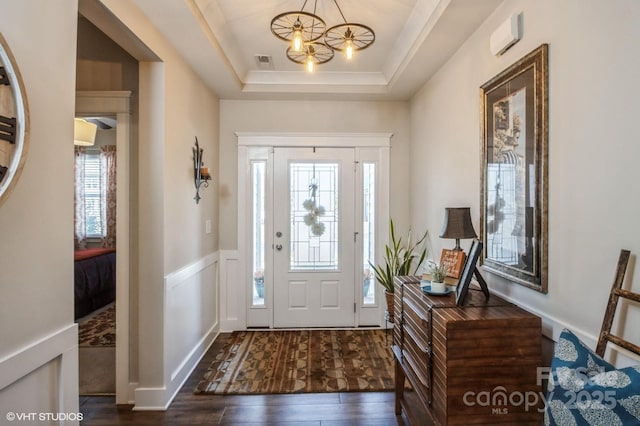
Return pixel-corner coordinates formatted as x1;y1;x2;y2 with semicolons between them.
74;145;117;249
100;145;117;248
74;146;87;249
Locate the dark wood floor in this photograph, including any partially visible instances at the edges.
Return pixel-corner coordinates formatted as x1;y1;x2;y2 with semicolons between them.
80;333;405;425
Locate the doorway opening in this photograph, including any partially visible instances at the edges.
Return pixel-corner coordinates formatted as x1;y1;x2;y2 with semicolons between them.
74;116;118;395
75;91;132;402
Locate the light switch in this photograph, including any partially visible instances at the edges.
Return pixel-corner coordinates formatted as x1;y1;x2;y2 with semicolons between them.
205;219;211;234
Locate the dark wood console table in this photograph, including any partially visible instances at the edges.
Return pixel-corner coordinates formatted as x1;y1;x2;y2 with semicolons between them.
393;276;543;425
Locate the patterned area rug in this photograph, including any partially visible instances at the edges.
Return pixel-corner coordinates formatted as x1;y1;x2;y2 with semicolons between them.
194;329;394;395
78;304;115;347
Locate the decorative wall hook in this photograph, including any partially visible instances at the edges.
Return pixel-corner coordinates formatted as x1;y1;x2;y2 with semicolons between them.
192;137;211;204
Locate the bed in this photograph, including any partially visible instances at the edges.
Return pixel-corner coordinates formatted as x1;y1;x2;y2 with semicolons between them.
74;248;116;320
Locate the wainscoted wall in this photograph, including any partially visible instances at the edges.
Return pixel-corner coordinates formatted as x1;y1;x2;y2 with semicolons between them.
134;253;219;410
0;325;79;422
219;250;244;332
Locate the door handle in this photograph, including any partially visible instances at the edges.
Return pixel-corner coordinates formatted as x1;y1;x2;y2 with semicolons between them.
275;244;283;251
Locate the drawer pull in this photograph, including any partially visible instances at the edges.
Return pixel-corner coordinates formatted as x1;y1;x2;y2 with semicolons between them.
404;325;430;355
404;351;430;389
404;298;429;324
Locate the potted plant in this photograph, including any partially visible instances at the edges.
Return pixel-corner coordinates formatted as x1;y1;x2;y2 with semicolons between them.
369;219;429;323
428;261;448;293
253;269;265;298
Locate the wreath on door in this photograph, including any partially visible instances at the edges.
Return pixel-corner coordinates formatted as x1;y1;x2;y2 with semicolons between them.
302;175;326;236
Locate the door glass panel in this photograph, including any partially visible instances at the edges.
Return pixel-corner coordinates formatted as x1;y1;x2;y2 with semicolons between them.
289;162;338;271
252;161;266;306
363;163;376;305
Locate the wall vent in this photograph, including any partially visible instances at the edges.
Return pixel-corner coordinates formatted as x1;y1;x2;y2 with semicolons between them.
254;54;274;69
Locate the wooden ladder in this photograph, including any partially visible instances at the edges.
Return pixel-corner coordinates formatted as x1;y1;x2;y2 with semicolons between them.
595;249;640;358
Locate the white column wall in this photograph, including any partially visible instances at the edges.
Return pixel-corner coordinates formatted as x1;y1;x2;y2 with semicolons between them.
87;0;222;409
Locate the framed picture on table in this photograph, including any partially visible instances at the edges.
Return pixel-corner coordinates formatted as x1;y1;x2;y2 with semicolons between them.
456;239;488;306
440;249;466;279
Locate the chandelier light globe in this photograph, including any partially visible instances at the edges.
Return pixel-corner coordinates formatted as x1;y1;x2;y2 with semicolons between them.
344;29;355;59
306;54;315;73
292;30;303;51
292;19;304;52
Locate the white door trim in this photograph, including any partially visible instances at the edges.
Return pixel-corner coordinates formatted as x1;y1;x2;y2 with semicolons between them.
236;132;392;148
354;146;390;326
237;133;391;329
76;90;132;404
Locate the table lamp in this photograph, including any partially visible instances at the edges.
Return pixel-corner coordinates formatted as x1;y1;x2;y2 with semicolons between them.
440;207;477;251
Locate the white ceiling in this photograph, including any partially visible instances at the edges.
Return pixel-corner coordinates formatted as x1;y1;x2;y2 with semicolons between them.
130;0;502;100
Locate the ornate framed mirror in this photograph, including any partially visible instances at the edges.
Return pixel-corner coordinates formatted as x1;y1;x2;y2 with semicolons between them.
0;33;29;207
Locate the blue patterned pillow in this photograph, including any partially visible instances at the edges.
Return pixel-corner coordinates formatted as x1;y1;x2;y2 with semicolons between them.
545;328;640;425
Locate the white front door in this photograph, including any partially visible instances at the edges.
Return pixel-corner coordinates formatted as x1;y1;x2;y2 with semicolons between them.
273;147;355;327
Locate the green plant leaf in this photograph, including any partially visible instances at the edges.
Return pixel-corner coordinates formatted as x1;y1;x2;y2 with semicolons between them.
370;219;429;293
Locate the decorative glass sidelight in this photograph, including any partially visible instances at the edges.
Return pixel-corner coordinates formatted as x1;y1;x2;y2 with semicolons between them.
252;161;266;305
362;163;376;305
289;162;339;271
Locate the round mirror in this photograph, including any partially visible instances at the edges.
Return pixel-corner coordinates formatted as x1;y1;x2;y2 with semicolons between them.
0;33;29;207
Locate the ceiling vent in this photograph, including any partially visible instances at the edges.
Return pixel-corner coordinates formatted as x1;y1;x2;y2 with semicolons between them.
254;54;274;70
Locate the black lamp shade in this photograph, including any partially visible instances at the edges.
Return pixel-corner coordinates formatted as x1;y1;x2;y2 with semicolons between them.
440;207;477;242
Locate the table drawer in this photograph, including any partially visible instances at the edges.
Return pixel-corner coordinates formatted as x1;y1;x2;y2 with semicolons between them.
399;289;432;405
400;338;431;403
402;297;430;348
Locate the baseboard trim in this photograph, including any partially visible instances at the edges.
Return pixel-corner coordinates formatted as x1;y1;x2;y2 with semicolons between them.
166;324;219;403
133;324;219;411
170;321;219;382
132;386;169;411
128;382;139;405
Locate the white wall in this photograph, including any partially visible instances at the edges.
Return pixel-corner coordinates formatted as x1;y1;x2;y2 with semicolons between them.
218;100;411;250
85;0;221;409
410;0;640;363
0;0;79;422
